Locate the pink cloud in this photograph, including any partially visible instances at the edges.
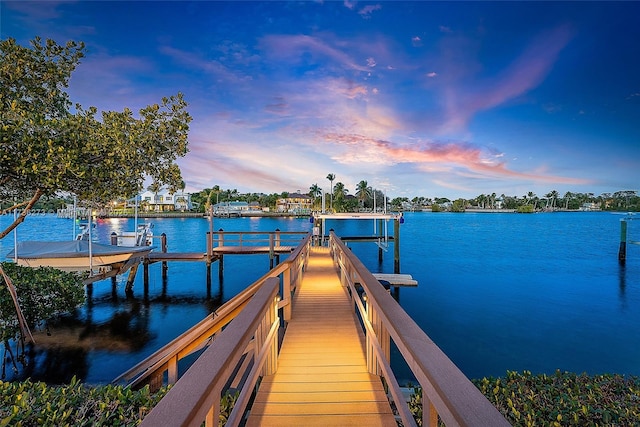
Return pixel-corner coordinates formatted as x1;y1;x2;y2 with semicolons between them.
323;133;590;185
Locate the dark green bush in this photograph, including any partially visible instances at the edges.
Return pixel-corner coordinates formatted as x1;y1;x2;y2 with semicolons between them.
0;377;170;426
1;262;85;343
409;370;640;426
0;378;240;426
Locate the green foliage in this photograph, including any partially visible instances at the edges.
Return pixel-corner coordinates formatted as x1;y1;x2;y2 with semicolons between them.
408;385;423;425
409;370;640;426
1;37;191;238
517;205;534;213
0;379;242;426
219;390;239;425
451;199;466;212
0;377;170;426
0;262;84;342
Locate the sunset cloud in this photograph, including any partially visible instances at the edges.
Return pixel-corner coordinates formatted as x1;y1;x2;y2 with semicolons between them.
8;1;635;198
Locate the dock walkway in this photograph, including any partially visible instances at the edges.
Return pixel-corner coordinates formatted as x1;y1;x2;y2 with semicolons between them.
246;247;396;427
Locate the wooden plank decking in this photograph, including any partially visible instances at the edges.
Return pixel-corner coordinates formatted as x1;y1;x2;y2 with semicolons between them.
246;247;396;427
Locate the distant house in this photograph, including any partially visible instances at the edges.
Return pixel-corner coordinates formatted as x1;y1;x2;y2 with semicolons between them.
213;201;248;216
138;189;194;212
277;192;312;214
580;202;601;211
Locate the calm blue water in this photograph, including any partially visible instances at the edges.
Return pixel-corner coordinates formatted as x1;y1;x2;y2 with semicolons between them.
1;212;639;384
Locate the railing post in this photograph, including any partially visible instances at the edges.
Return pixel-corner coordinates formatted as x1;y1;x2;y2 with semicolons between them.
423;395;438;427
205;405;217;427
283;267;292;321
217;228;224;247
168;355;178;384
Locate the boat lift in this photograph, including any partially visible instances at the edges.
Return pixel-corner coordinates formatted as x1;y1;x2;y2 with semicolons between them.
311;211;404;274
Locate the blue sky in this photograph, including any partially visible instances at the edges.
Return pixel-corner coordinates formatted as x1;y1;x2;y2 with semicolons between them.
3;1;639;200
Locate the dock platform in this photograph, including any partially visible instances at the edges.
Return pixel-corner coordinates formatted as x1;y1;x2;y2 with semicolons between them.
246;247;396;426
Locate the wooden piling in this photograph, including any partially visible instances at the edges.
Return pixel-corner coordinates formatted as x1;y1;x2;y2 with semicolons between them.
378;219;383;263
394;218;400;274
126;263;139;294
206;231;212;264
143;260;149;288
161;233;168;278
619;219;627;264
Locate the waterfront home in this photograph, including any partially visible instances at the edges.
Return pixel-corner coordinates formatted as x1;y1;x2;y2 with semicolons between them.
138;189;194;212
276;192;312;214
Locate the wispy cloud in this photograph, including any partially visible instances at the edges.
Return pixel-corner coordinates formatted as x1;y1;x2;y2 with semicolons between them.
260;34;370;72
438;24;574;134
358;4;382;18
321;133;590;185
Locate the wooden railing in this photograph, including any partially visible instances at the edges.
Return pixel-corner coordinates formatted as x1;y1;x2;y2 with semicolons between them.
328;231;510;427
113;234;311;390
210;230;308;249
139;277;280;426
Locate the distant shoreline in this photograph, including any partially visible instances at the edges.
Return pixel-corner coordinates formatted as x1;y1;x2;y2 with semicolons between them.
96;208;612;219
99;211;311;219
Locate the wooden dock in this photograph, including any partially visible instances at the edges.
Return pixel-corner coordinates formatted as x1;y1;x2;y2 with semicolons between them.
145;246;295;263
246;247;396;427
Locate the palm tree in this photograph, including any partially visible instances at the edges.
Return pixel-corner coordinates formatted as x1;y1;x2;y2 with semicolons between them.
355;180;371;209
326;173;335;210
332;182;347;212
309;183;321;210
563;191;572;209
548;190;559;211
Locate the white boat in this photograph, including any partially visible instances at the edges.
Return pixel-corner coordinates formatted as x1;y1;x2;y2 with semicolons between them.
6;241;153;272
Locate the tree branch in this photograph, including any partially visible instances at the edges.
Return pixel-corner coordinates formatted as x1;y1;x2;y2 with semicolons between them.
0;188;44;240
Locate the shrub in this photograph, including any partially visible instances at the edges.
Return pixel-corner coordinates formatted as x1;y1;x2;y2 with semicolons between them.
0;378;240;426
0;377;170;426
409;370;640;426
1;262;85;344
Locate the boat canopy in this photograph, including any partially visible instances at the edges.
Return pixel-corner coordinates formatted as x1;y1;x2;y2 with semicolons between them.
6;241;153;259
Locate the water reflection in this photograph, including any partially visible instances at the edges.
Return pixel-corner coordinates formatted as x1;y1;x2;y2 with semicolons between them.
619;264;627;309
4;293;221;383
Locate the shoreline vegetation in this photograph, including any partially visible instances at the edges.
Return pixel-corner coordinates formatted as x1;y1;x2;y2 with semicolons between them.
3;370;639;426
97;208;619;219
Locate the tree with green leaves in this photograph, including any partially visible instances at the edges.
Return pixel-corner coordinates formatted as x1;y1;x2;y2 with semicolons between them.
326;173;335;211
309;183;321;210
355;180;371;209
0;37;192;239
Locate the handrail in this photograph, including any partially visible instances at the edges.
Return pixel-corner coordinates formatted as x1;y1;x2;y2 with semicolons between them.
113;234;311;389
329;231;510;427
212;230;307;247
140;277;280;427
